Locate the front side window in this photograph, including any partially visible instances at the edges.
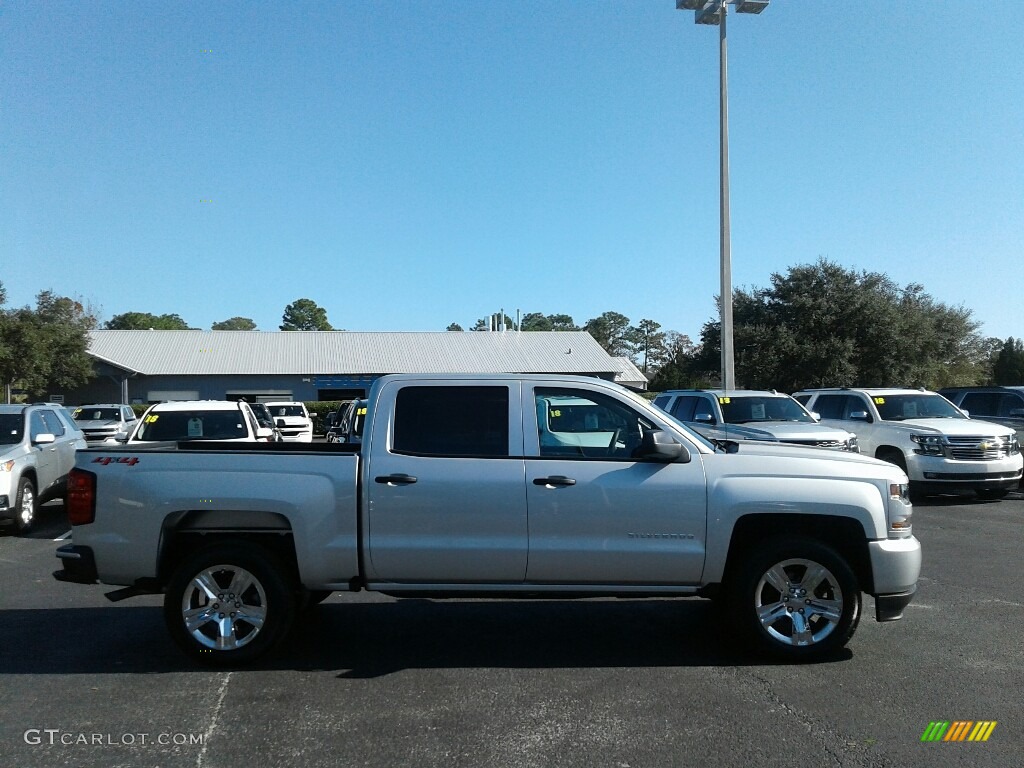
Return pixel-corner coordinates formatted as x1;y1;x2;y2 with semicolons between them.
669;396;700;422
40;410;66;437
535;387;653;460
393;386;509;457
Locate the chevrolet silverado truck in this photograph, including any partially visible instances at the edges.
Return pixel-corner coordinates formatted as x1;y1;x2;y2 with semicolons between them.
54;374;921;665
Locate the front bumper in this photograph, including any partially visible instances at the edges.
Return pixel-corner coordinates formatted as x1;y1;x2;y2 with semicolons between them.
868;536;921;622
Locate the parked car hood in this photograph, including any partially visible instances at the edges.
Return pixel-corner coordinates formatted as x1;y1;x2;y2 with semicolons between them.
738;421;853;442
882;417;1015;436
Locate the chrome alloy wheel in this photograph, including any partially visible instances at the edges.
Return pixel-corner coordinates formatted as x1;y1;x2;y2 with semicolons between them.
17;483;35;528
754;558;844;647
181;564;268;651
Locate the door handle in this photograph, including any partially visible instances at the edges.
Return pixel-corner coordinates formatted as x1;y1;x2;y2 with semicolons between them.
375;473;418;485
532;475;576;487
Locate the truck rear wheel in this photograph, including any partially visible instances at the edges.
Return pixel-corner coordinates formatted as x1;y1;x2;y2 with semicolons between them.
163;542;296;665
727;536;861;661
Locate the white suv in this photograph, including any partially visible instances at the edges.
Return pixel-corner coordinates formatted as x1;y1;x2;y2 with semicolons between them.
265;401;313;443
127;401;273;444
793;388;1022;500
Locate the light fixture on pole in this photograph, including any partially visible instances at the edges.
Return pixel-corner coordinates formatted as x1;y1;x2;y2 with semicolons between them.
676;0;768;390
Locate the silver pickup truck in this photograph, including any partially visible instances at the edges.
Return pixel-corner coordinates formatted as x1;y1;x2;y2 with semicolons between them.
54;374;921;665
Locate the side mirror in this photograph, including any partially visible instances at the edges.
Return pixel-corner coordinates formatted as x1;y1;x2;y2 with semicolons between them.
849;411;872;423
694;413;716;425
255;427;274;439
639;429;690;463
810;411;822;422
960;408;970;417
33;433;56;445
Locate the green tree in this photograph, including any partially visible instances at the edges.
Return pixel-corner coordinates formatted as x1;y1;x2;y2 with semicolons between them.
520;313;579;332
280;299;333;331
584;311;638;357
632;319;668;374
0;290;96;400
446;323;464;332
698;259;987;391
105;312;192;330
212;317;257;330
992;337;1024;384
648;332;714;391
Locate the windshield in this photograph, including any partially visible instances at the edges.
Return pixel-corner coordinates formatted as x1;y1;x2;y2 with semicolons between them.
0;413;25;445
73;407;121;421
720;396;814;424
269;405;306;418
873;394;966;421
134;410;249;441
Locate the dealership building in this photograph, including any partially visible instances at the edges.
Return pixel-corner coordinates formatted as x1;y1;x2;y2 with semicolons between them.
55;330;646;405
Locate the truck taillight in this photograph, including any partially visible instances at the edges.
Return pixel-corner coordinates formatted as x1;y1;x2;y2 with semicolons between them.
67;469;96;526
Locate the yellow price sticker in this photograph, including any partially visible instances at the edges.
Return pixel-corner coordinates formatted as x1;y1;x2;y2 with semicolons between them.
145;414;160;423
550;409;561;417
357;407;367;415
719;397;731;404
874;397;885;405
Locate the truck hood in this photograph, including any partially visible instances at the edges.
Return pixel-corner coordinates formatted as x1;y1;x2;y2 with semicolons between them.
731;421;853;442
711;440;904;482
883;418;1015;437
77;419;121;429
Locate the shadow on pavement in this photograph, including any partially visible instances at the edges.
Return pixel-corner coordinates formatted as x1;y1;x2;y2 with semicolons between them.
0;598;852;677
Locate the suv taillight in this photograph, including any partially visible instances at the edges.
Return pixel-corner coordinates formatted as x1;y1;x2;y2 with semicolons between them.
67;469;96;526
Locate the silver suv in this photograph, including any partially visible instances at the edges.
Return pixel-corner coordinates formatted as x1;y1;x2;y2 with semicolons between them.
0;403;87;532
652;389;859;451
72;404;139;444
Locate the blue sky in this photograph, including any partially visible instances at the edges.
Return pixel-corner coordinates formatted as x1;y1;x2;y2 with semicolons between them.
2;1;1022;342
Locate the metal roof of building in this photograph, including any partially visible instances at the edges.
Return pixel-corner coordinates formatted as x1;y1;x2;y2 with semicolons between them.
611;357;649;388
86;330;621;376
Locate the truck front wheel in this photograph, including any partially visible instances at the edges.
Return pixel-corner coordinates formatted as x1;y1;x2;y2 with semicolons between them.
163;543;297;665
727;537;861;661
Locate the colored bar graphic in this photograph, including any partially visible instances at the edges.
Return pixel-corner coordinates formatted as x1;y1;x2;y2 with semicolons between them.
921;721;996;742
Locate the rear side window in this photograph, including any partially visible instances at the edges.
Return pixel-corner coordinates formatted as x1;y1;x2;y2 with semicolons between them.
813;395;855;420
393;386;509;457
960;392;999;416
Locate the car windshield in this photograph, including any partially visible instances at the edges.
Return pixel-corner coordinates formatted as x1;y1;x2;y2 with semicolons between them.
873;394;965;421
270;405;305;418
134;410;248;441
0;413;25;445
74;407;121;421
720;396;814;424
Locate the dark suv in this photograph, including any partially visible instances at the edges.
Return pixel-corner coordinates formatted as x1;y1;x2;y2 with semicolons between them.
939;387;1024;484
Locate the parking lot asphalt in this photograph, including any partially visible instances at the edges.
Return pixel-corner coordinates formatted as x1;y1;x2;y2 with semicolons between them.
1;490;1022;768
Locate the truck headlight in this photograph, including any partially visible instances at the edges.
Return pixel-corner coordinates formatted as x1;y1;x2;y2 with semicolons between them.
910;434;944;455
1010;435;1020;455
0;460;15;472
846;436;859;453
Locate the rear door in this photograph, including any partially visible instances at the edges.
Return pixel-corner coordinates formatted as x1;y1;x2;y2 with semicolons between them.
524;385;707;585
365;381;528;583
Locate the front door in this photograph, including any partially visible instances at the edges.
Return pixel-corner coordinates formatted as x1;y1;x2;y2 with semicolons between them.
525;385;707;585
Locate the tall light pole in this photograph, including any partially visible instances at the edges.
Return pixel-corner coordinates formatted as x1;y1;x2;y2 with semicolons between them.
676;0;768;390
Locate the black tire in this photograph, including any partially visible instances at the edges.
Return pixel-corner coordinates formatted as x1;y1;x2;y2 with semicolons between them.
13;477;37;534
726;536;861;661
976;488;1009;501
163;542;297;666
